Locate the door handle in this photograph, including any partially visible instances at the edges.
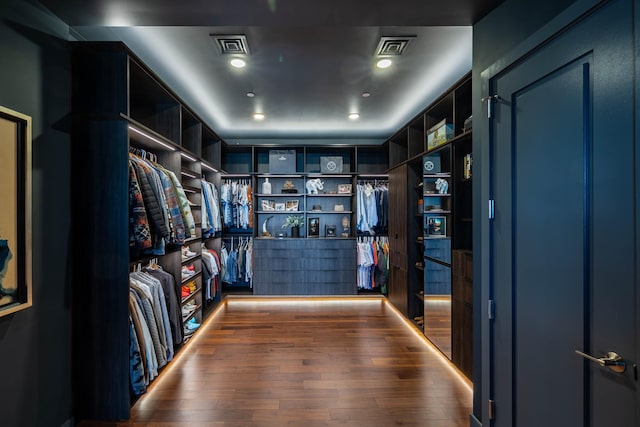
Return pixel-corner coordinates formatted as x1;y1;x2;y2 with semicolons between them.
575;350;626;373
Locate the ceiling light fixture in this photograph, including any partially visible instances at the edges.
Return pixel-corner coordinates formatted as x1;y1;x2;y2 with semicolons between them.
230;58;246;68
376;59;393;69
362;92;371;98
246;92;256;98
348;113;360;120
253;113;265;121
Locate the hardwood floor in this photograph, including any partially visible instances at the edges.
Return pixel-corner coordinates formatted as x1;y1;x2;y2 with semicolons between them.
82;297;471;427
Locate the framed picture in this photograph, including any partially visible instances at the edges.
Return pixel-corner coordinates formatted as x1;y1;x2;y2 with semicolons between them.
275;202;286;211
325;224;336;237
337;183;352;194
425;216;446;238
0;106;33;317
308;217;320;237
285;200;299;211
261;199;275;211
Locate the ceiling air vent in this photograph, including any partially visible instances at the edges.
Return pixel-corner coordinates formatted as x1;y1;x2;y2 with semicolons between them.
210;34;250;55
375;36;415;56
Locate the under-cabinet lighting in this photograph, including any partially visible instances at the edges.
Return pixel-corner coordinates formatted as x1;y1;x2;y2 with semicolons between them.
180;152;197;162
129;126;176;151
181;170;197;179
202;163;219;172
376;58;393;69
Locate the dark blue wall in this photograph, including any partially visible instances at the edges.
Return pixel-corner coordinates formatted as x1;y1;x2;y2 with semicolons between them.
0;1;72;426
471;0;577;423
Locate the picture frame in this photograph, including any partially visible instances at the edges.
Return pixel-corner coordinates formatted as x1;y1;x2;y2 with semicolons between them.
325;224;336;237
261;199;275;211
275;202;286;211
308;217;320;237
0;106;33;317
285;200;299;211
425;216;446;238
337;183;352;194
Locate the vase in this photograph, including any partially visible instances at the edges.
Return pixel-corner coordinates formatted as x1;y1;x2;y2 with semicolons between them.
262;177;271;195
291;226;300;238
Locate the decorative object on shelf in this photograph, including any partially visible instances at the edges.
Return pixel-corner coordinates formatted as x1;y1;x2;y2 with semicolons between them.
320;156;343;173
326;224;337;237
427;119;453;149
306;178;324;194
269;149;296;174
308;217;320;237
282;215;304;238
435;178;449;194
261;200;275;211
423;155;441;173
417;199;424;214
312;205;322;212
261;177;272;194
285;200;299;211
424;181;437;194
0;106;32;318
337;183;352;194
334;204;344;211
425;216;447;238
464;154;473;179
341;216;350;237
261;216;274;237
282;180;298;193
276;231;287;238
463;115;473;133
275;202;286;211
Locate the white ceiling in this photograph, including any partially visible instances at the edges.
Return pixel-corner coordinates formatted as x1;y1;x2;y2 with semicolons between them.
38;0;504;145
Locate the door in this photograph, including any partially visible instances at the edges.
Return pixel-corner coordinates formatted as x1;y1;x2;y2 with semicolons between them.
488;0;637;425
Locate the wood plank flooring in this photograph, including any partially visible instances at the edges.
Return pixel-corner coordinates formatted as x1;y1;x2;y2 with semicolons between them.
82;297;472;427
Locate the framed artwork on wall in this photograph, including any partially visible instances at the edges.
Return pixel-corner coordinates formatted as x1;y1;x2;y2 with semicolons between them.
0;106;32;317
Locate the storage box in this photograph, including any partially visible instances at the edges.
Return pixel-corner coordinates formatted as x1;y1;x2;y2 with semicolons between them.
320;156;343;173
269;150;296;174
427;119;453;149
423;155;441;174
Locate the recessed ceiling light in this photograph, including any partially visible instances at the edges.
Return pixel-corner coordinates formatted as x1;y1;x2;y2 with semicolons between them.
246;92;256;97
376;58;393;69
348;113;360;120
253;113;265;121
362;92;371;98
230;58;246;68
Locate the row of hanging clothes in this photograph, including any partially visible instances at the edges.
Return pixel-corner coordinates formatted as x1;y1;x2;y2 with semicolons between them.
356;180;389;235
357;236;389;293
201;178;222;238
220;179;253;232
128;260;182;396
201;243;221;302
129;149;196;257
220;237;253;288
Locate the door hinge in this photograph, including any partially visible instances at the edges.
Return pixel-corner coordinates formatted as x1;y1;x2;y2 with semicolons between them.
481;94;499;119
488;399;496;420
488;299;495;320
488;199;495;220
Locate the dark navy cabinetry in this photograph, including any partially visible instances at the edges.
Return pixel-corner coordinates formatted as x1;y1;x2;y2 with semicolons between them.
253;238;356;295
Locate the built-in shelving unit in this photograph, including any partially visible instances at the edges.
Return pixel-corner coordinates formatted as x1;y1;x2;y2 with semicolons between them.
385;71;473;377
71;42;224;421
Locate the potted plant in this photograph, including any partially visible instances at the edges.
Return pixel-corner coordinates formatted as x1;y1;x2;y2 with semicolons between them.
282;215;304;237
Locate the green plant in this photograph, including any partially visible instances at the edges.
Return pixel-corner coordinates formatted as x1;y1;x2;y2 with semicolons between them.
282;215;304;228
